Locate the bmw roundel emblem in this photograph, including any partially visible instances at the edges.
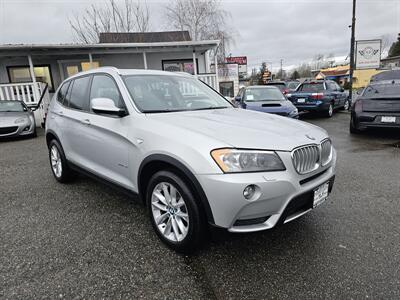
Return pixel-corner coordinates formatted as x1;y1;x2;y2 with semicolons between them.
306;134;316;141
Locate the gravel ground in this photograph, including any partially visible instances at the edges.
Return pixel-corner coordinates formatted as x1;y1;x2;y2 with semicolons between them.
1;111;399;299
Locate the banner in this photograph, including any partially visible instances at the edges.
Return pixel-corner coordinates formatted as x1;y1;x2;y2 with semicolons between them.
355;40;381;70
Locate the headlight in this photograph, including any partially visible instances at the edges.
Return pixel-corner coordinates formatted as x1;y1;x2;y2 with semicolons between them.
290;108;298;115
211;148;286;173
14;117;27;124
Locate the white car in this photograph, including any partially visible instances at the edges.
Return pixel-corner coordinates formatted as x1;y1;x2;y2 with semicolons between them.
45;67;336;253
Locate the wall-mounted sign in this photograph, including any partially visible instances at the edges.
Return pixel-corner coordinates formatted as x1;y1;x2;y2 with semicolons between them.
225;56;247;79
356;40;381;70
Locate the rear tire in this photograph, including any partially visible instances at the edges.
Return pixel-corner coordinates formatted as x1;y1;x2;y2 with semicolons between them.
48;139;75;183
350;116;362;134
146;170;206;253
324;103;333;118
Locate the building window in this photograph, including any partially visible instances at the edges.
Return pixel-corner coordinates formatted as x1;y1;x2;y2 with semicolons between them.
162;59;199;75
219;81;234;97
65;62;100;78
7;65;54;92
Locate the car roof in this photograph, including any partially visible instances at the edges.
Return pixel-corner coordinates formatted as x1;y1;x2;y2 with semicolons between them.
245;85;280;89
266;81;286;84
371;70;400;82
370;79;400;86
66;67;193;80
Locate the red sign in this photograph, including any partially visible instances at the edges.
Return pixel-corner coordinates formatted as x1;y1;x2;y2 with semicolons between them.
225;56;247;65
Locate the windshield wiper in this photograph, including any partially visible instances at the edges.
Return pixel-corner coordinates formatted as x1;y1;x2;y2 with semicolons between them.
143;108;188;113
143;106;229;113
190;106;229;111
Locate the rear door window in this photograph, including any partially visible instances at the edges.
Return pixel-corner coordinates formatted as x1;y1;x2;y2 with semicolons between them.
68;76;91;111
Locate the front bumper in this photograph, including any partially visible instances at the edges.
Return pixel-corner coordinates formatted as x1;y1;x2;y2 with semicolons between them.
0;120;35;138
196;149;336;232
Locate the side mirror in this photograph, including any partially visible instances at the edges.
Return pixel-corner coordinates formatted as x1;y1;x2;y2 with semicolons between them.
91;98;126;117
234;96;242;103
356;89;362;95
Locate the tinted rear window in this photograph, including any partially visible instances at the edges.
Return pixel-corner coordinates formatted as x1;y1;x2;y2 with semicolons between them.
68;76;91;110
362;83;400;99
298;83;325;92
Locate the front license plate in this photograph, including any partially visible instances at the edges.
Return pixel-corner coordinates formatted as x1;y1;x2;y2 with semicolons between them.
313;182;329;208
297;98;306;103
381;116;396;123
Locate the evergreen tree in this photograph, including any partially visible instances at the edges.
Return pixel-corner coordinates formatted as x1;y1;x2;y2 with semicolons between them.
388;33;400;57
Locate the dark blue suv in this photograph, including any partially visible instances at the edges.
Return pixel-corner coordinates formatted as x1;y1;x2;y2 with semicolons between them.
287;80;349;117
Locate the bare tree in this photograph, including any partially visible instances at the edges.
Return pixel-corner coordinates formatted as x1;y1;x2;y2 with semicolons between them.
380;34;395;58
69;0;150;44
165;0;235;62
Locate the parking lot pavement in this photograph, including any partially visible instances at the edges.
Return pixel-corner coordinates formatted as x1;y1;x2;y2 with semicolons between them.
1;111;400;299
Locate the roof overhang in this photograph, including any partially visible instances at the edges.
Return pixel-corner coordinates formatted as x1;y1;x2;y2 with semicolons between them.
0;40;220;57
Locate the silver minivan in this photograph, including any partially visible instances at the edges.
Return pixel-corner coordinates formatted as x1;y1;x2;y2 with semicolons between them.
46;67;336;253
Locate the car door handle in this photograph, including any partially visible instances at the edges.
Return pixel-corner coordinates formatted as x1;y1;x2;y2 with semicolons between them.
81;119;91;125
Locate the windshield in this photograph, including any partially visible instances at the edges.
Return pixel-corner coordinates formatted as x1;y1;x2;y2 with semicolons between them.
287;82;299;89
123;75;232;113
0;101;26;112
298;83;325;92
244;87;285;102
362;83;400;99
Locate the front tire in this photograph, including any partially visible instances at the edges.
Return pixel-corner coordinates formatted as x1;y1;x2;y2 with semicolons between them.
341;99;350;111
146;170;206;253
48;139;75;183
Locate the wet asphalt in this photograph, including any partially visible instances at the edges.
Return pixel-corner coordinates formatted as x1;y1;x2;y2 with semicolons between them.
1;111;399;299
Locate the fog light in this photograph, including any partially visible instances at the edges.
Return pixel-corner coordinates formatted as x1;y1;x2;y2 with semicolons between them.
243;185;256;200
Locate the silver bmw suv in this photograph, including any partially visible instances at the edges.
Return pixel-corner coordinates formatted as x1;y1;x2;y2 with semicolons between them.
46;67;336;253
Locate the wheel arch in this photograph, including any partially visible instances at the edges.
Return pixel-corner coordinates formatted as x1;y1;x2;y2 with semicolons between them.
45;130;61;149
138;154;215;225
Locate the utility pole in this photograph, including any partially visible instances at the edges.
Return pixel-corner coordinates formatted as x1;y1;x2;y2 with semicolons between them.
280;59;283;79
349;0;356;105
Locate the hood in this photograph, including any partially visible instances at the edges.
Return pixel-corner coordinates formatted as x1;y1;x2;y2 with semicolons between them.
146;108;328;151
0;111;30;126
244;100;296;114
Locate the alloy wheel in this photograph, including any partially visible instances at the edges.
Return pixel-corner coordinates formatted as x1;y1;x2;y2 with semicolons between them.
344;100;350;110
151;182;189;242
50;145;62;178
328;104;333;117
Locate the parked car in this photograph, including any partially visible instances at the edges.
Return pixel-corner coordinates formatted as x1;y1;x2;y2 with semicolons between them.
234;86;298;118
0;100;37;138
287;80;350;117
46;67;336;253
265;81;287;94
350;79;400;133
370;70;400;82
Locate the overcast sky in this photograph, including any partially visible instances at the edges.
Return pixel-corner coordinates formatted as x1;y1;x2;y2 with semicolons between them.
0;0;399;71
